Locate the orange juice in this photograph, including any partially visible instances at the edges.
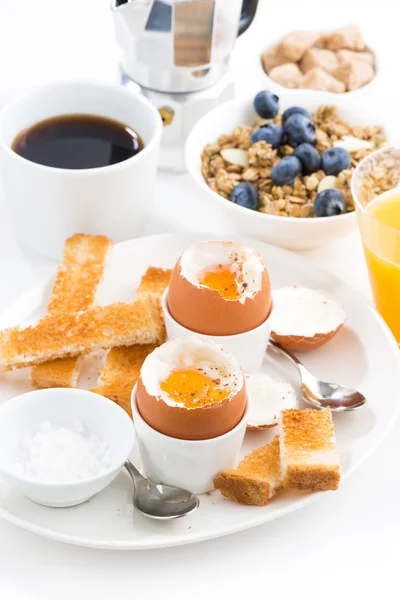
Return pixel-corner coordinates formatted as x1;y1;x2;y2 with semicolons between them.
361;188;400;341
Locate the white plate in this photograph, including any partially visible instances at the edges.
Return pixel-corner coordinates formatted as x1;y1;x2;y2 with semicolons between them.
0;233;398;550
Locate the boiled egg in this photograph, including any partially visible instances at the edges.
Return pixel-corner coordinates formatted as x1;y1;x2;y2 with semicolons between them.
136;337;246;440
270;286;346;351
167;241;272;335
246;373;297;429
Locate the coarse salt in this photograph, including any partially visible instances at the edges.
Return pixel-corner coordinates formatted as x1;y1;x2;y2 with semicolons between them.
15;420;113;483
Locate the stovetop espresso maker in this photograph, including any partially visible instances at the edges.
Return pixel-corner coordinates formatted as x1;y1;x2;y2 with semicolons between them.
112;0;258;171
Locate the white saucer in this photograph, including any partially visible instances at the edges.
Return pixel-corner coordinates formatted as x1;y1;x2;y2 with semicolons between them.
0;233;398;549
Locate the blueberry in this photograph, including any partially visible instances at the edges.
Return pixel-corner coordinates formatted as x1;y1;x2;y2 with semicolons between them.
254;90;279;119
284;113;315;147
271;156;302;186
321;147;351;176
281;106;313;127
294;143;321;175
231;182;259;210
251;124;284;148
314;189;346;217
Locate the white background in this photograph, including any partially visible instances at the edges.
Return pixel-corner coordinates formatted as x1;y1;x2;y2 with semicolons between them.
0;0;398;597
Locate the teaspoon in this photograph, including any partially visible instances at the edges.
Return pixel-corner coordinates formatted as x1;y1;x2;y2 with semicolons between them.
269;340;366;412
124;460;199;520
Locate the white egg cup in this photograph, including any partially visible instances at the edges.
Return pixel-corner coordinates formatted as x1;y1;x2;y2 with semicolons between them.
161;289;272;374
131;385;249;494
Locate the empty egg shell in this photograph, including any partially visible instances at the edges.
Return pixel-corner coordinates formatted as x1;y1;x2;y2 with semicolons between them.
270;286;346;351
246;373;297;429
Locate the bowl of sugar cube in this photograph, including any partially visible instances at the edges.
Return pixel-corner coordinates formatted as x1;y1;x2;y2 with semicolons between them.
260;25;376;97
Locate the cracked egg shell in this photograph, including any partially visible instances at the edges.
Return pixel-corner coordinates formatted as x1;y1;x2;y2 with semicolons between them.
270;286;346;351
136;338;247;440
167;241;272;336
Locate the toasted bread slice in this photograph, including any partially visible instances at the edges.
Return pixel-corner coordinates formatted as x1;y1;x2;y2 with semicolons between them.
31;234;111;389
0;296;165;371
91;267;171;415
92;344;158;417
214;437;281;505
135;267;171;304
46;233;112;316
279;407;340;491
31;356;84;389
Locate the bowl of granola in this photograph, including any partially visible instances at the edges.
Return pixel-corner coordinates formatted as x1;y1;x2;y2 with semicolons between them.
185;90;386;250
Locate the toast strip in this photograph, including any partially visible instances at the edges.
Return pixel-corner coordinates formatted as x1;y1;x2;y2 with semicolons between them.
91;267;171;415
279;407;341;491
134;267;171;304
46;233;112;316
214;437;281;505
92;344;159;417
31;234;111;388
0;297;165;371
31;356;84;389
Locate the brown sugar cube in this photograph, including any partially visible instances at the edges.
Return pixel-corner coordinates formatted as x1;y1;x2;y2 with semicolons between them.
334;60;374;91
337;49;375;66
322;24;365;51
300;47;339;74
269;63;304;89
279;408;340;492
278;30;321;62
261;44;288;73
300;67;345;93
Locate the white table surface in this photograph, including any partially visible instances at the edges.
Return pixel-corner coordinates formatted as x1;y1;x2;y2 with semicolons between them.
0;0;397;597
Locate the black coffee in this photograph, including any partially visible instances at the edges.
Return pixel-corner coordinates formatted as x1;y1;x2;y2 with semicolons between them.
12;114;144;169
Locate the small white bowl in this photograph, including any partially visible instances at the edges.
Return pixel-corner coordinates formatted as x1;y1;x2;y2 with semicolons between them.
257;33;378;101
185;89;386;251
131;385;249;494
162;289;271;373
0;388;135;507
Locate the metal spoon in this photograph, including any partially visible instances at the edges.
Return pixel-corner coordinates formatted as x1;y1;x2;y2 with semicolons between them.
124;460;199;520
268;340;366;412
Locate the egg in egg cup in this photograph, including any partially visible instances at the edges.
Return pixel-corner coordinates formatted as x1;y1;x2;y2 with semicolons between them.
132;338;249;494
163;240;273;373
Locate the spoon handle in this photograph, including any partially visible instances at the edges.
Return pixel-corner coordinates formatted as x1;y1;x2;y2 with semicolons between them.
125;459;146;486
269;340;302;367
269;340;310;378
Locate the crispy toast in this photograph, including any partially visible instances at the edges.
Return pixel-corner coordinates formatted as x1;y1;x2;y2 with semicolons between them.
45;233;112;316
91;267;171;415
0;296;165;371
31;234;111;389
134;267;171;304
214;437;281;505
279;407;340;491
92;344;159;417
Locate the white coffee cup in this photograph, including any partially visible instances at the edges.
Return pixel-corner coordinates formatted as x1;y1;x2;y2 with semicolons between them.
131;385;249;494
0;81;163;259
162;289;272;373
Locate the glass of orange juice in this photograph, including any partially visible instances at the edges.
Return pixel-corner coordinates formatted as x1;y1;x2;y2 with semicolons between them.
351;146;400;341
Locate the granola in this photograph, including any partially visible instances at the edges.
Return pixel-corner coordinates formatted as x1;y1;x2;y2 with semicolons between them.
352;148;400;207
201;105;387;218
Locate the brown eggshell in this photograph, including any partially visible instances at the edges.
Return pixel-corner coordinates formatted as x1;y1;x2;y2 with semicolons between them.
136;376;247;440
167;259;272;336
271;322;344;352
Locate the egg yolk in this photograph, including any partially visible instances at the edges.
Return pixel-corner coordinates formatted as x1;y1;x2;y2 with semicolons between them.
199;263;240;300
160;370;229;408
